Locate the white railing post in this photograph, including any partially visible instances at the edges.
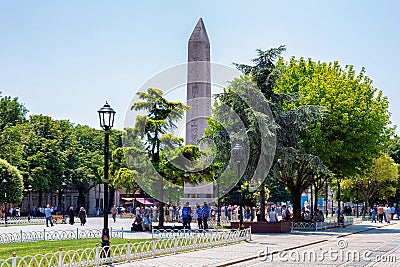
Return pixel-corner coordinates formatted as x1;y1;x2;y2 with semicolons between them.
20;230;23;243
249;226;252;241
12;252;16;267
126;240;131;262
224;232;228;246
193;234;197;251
58;247;63;267
174;237;178;254
43;229;46;241
152;239;156;258
95;244;100;267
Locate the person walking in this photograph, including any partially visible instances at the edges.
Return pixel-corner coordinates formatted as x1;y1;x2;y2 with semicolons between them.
79;207;87;226
44;204;54;227
268;207;278;223
68;206;75;225
181;202;192;230
371;207;377;223
377;204;384;223
111;205;118;223
202;202;210;230
385;204;391;224
196;204;203;229
164;205;170;223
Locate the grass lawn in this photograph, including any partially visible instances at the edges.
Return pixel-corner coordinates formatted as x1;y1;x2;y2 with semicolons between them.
0;238;149;260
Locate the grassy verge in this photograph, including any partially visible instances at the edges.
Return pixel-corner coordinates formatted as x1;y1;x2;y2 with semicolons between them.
0;238;149;259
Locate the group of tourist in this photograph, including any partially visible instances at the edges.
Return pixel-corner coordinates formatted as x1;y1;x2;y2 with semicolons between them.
131;214;152;231
42;204;87;227
370;204;400;223
300;206;325;222
0;205;21;217
130;202;212;231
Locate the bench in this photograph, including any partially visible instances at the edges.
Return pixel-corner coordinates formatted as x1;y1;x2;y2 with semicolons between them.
52;215;66;224
120;212;133;218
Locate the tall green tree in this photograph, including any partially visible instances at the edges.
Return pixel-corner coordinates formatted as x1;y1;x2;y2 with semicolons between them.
274;58;393;212
342;154;398;211
211;47;328;220
0;158;24;204
208;59;281;221
386;135;400;203
387;136;400;164
130;88;189;226
24;115;64;205
63;125;103;210
0;94;28;131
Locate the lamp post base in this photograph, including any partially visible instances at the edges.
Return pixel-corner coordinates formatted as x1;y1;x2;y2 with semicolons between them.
101;229;111;258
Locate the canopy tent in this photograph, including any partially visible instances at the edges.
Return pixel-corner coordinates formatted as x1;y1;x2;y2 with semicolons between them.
136;198;155;205
120;197;155;205
121;197;134;201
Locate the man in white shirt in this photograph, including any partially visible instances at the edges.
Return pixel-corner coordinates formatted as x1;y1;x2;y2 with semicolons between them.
44;204;54;227
385;205;392;224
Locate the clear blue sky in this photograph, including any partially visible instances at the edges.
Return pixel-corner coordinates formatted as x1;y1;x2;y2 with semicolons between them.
0;1;399;134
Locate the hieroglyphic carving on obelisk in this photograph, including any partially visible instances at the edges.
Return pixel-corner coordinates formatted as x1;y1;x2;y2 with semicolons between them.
186;18;211;145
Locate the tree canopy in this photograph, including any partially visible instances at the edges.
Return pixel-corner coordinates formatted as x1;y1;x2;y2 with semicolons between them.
0;158;24;204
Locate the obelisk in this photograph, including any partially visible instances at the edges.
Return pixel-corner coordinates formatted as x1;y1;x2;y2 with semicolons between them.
186;18;211;145
183;18;213;205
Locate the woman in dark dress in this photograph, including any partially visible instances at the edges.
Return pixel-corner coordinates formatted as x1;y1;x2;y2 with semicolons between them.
79;207;87;226
68;206;75;225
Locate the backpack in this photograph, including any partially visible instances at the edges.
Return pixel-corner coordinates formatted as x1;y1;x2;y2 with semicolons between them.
203;206;210;218
182;207;190;218
165;209;169;215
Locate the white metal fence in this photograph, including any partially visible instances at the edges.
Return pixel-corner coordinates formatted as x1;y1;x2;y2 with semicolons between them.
0;228;124;244
290;218;359;231
151;229;227;239
0;217;46;226
0;228;251;267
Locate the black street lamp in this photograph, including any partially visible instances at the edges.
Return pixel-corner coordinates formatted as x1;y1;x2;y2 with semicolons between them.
61;182;67;221
2;179;7;227
98;101;116;257
232;143;243;230
27;185;32;221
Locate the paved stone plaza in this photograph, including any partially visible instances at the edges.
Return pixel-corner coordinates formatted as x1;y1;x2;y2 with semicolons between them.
1;217;399;266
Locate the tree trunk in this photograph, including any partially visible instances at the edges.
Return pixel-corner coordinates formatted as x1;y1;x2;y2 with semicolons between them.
38;189;43;208
57;191;62;213
337;179;341;217
362;201;367;217
259;180;266;222
158;175;165;226
77;190;86;211
314;187;319;213
291;192;302;221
